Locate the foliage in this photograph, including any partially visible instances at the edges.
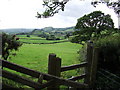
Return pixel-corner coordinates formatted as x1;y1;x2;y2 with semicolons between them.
36;0;68;18
46;34;56;40
37;0;119;18
71;11;114;43
2;33;22;60
95;33;120;73
91;0;120;15
26;35;30;37
77;32;120;74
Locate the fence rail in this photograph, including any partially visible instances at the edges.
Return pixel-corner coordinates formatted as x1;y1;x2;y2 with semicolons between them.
1;59;89;89
68;74;86;81
61;62;87;72
96;69;120;89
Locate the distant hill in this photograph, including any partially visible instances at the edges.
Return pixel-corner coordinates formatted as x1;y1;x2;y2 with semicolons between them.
1;28;33;34
31;26;75;35
0;26;75;34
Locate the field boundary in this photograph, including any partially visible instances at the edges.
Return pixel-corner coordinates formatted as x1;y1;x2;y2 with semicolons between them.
21;40;69;44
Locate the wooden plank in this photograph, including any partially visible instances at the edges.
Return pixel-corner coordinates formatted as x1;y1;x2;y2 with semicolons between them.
2;70;41;88
3;69;88;88
48;54;61;90
68;74;86;81
90;48;99;88
61;62;87;72
3;70;56;89
84;42;93;86
1;59;52;80
1;59;88;88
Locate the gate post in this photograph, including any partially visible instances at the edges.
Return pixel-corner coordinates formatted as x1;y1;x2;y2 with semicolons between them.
90;47;99;88
48;53;61;90
84;41;93;88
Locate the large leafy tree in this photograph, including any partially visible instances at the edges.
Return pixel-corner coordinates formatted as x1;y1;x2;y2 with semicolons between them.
71;11;114;43
37;0;120;18
1;33;22;60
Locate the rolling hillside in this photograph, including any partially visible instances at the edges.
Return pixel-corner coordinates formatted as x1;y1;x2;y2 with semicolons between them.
1;26;75;35
1;28;33;34
30;26;75;35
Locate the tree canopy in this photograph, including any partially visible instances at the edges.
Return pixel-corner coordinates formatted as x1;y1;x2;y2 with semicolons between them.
37;0;120;18
91;0;120;15
71;11;114;43
2;33;22;60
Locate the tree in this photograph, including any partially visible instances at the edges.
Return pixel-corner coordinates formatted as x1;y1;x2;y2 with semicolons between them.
71;11;114;43
2;33;22;60
46;34;56;40
36;0;68;18
36;0;120;18
26;35;30;37
91;0;120;15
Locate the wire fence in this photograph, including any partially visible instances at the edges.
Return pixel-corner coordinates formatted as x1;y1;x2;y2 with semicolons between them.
95;68;120;89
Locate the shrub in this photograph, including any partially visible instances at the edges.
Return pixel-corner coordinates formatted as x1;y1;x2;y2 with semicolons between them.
26;35;30;37
95;34;120;73
2;33;22;60
78;33;120;73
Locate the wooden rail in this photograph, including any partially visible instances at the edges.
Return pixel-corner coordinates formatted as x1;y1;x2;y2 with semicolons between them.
61;62;87;72
2;59;50;80
68;74;86;81
1;59;88;89
2;70;42;89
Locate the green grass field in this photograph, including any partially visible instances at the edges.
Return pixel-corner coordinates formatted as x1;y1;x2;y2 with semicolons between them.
8;35;83;76
4;36;83;88
19;39;67;43
8;42;82;76
17;35;68;44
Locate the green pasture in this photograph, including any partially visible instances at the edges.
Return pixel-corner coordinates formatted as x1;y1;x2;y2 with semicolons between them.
4;36;83;88
17;35;44;39
17;35;67;43
8;42;82;76
19;38;67;43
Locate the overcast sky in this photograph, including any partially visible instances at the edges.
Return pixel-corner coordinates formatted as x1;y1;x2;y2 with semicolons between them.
0;0;118;29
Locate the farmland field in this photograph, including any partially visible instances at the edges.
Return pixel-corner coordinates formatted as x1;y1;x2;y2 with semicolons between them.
3;35;83;88
17;35;68;44
8;41;82;77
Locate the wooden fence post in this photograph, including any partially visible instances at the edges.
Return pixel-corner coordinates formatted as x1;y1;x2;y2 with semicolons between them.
48;53;61;90
90;47;99;88
84;42;93;87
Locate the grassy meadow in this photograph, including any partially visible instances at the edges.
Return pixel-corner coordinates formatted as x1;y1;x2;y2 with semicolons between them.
7;35;83;78
3;35;84;88
17;35;67;43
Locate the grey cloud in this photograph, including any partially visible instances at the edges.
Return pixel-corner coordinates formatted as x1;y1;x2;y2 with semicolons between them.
58;0;96;18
